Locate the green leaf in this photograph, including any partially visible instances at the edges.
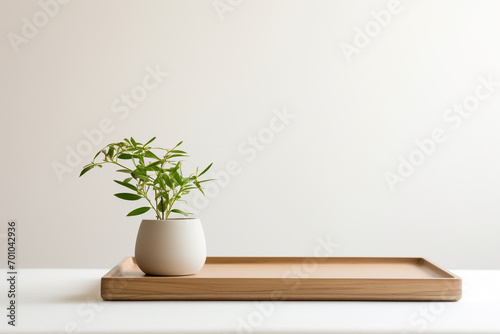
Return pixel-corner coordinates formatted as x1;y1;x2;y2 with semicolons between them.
149;165;162;172
131;169;150;182
199;163;213;177
158;198;168;213
117;153;133;159
145;161;162;169
127;207;151;216
114;180;137;191
107;146;114;158
114;193;142;201
144;150;160;160
130;137;137;146
123;177;132;183
171;209;191;216
93;150;103;160
172;170;184;186
144;137;156;146
170;150;187;154
162;174;174;189
116;169;131;173
193;180;204;195
172;141;183;149
198;178;216;183
169;154;187;159
79;165;94;177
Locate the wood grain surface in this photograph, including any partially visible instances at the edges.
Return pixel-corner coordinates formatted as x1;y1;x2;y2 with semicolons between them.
101;257;462;301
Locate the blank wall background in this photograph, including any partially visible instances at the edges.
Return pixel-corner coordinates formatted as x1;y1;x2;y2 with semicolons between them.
1;0;499;269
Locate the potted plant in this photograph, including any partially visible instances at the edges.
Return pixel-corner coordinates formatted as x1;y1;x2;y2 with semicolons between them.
80;137;213;276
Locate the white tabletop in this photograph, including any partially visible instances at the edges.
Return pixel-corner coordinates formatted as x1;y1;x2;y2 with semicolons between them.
1;269;499;334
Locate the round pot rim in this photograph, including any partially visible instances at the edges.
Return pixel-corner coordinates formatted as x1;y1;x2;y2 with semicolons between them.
141;218;200;222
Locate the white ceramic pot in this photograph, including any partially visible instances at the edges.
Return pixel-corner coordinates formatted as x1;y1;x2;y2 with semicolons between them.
135;218;206;276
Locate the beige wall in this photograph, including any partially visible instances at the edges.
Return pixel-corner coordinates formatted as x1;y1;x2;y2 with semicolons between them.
1;0;500;268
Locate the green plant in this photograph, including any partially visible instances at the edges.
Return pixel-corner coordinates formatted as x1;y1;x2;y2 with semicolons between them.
80;137;213;219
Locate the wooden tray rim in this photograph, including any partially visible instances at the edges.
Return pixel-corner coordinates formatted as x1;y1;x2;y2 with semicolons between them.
102;256;462;280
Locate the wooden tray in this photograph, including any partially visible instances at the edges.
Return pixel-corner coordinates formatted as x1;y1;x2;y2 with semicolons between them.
101;257;461;301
